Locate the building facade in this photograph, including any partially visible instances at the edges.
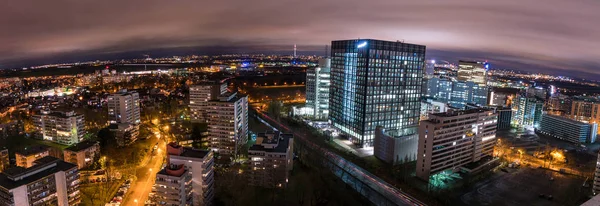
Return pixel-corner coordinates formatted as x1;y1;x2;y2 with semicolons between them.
63;141;101;169
426;77;488;109
305;58;331;120
107;90;140;125
594;152;600;195
108;123;139;147
571;96;600;124
189;82;227;123
0;156;80;206
33;110;85;145
329;39;426;147
457;60;488;85
157;142;214;206
15;145;50;168
538;114;598;144
374;126;418;164
206;92;248;160
248;131;294;188
0;149;8;173
417;109;497;181
512;95;544;129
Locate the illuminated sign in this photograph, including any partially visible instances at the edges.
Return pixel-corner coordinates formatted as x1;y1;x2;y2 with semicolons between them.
357;41;367;48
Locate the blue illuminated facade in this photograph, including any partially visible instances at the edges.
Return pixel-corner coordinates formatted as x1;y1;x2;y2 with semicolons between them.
329;39;426;147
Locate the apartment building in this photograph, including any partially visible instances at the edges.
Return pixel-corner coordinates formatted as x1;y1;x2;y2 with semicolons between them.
33;109;85;145
206;92;248;161
155;142;214;206
417;109;498;181
248;131;294;188
189;82;227;123
63;141;101;169
15;145;50;168
0;156;80;206
0;148;8;173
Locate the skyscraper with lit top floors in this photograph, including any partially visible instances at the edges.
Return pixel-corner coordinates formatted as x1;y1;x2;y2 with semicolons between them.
329;39;426;147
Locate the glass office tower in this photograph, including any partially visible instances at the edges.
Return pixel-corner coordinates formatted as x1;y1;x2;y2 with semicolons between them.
329;39;426;147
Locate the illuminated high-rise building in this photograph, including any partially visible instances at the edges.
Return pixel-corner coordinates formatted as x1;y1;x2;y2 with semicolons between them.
511;94;544;129
33;109;85;145
329;39;426;147
305;58;331;119
457;60;488;85
189;82;227;123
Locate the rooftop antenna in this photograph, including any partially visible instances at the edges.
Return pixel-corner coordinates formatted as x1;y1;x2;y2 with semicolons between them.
293;44;297;58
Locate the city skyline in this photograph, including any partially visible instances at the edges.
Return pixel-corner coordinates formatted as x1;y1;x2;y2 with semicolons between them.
1;1;600;79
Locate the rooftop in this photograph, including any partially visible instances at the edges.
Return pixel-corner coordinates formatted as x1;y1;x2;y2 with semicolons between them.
65;140;99;152
0;156;77;190
429;108;493;118
250;131;293;153
212;92;246;102
543;114;595;125
110;89;138;96
15;145;49;156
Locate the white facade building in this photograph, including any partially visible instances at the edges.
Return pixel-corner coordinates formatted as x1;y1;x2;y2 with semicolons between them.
417;109;497;181
0;156;80;206
107;90;140;125
206;92;248;161
305;58;331;119
33;110;85;145
155;142;214;206
248;131;294;188
189;82;227;123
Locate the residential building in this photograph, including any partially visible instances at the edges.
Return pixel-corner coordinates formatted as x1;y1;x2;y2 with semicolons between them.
154;164;193;206
0;156;80;206
0;148;8;172
206;92;248;160
374;126;418;164
248;131;294;188
329;39;426;147
465;104;512;131
547;94;572;115
15;145;50;168
63;141;101;169
594;151;600;195
107;89;140;124
33;109;85;145
158;142;214;206
511;94;544;129
538;114;598;144
571;96;600;124
417;109;497;181
108;123;139;146
420;98;449;121
189;82;227;123
305;58;331;120
0;121;23;139
457;60;488;85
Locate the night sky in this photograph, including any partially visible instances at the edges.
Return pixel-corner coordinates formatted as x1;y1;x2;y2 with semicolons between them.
1;0;599;78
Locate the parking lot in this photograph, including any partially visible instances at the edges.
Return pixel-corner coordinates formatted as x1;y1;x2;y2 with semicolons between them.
460;167;590;206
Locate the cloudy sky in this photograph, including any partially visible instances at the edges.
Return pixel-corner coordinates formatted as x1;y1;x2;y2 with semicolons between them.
1;0;599;78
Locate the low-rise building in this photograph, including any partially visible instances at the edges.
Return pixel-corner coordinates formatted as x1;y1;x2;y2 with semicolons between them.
15;145;50;168
248;131;294;188
0;156;80;206
374;126;418;164
63;141;101;169
417;109;497;181
538;114;598;143
159;142;214;206
108;123;139;146
0;148;8;172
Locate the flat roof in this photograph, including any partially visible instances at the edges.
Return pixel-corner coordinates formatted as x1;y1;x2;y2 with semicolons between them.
250;131;293;153
543;114;594;126
65;141;99;152
430;108;492;118
0;156;77;190
179;148;210;159
15;145;49;156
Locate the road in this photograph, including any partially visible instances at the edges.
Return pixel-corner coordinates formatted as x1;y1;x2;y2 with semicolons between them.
257;110;426;206
121;123;170;206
